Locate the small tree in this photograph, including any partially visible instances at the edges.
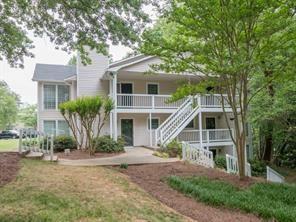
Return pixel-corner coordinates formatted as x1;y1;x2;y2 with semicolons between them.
59;96;113;154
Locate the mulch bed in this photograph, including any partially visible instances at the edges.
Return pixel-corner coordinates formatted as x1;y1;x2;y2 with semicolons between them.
57;149;124;160
0;152;21;187
118;162;261;222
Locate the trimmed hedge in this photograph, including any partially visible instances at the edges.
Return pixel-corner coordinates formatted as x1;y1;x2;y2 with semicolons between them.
54;136;77;152
93;136;124;153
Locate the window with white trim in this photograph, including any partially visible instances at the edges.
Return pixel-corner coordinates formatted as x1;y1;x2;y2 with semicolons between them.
43;120;70;136
57;120;70;136
43;84;70;110
185;120;194;128
44;120;56;135
148;118;159;130
147;84;158;94
44;85;56;109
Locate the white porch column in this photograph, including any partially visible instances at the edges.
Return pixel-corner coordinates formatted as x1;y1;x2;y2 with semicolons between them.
109;78;113;138
149;113;152;147
112;73;118;141
199;112;203;149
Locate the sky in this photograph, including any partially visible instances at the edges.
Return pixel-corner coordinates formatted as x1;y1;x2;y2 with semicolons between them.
0;33;133;105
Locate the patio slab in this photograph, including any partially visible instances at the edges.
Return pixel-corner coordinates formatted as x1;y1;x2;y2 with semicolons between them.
58;147;179;166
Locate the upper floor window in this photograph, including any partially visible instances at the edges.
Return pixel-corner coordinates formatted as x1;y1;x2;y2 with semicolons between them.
147;83;159;95
43;84;70;110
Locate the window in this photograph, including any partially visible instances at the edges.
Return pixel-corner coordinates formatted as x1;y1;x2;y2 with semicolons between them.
57;120;70;136
44;85;56;109
185;120;194;128
43;120;70;136
43;84;70;109
58;85;70;105
148;118;159;130
44;120;56;135
147;84;158;95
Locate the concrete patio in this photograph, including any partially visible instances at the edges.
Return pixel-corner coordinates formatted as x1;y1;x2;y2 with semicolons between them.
58;147;179;166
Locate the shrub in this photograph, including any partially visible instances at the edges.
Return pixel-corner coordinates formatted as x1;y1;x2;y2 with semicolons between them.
93;135;124;153
120;163;128;169
153;151;169;158
54;136;77;152
215;155;227;170
165;139;182;157
249;159;266;176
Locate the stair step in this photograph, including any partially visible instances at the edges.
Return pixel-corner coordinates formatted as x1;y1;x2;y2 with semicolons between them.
25;151;44;159
43;154;58;162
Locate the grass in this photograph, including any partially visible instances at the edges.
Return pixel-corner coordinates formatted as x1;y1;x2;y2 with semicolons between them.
0;159;186;222
167;176;296;222
0;139;18;152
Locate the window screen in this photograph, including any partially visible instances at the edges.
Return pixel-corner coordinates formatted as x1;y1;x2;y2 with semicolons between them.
44;120;56;135
58;85;70;105
57;120;70;135
44;85;56;109
148;118;159;130
147;84;158;95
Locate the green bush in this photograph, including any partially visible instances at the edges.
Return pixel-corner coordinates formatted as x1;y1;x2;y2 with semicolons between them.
120;163;128;169
168;176;296;222
249;159;266;176
165;139;182;157
54;136;77;152
215;155;227;170
93;135;124;153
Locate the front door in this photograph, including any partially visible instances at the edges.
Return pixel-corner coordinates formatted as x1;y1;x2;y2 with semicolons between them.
206;117;216;129
120;83;133;107
121;119;133;146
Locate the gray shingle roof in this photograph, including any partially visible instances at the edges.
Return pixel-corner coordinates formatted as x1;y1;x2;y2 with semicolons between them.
32;64;76;82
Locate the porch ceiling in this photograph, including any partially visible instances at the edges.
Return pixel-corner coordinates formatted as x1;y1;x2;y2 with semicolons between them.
116;71;203;82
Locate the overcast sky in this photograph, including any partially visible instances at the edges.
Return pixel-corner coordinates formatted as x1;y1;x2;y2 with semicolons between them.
0;33;132;105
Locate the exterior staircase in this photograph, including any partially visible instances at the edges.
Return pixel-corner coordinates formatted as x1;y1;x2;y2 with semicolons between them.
155;96;201;146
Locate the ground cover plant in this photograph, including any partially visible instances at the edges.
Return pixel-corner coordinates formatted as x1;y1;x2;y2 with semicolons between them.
168;176;296;222
0;159;184;222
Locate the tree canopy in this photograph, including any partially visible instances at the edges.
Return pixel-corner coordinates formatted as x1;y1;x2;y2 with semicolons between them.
0;81;20;130
0;0;150;68
140;0;296;178
18;104;37;129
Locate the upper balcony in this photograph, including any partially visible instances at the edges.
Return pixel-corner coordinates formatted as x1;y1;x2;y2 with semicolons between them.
115;94;234;113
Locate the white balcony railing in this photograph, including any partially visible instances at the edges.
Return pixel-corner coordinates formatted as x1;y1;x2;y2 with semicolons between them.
117;94;186;109
178;129;233;144
117;94;233;110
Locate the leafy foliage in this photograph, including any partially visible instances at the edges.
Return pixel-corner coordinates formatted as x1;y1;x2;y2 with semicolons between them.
249;159;266;177
18;104;37;128
0;0;150;68
93;135;124;153
141;0;296;177
0;81;19;130
59;96;113;154
214;155;227;170
54;136;77;152
168;176;296;222
161;139;182;158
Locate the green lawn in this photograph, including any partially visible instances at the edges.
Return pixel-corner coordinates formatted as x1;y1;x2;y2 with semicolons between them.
0;160;186;222
0;139;18;152
168;176;296;222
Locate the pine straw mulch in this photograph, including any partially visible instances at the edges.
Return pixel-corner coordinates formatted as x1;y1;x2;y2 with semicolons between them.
117;162;262;222
0;152;21;187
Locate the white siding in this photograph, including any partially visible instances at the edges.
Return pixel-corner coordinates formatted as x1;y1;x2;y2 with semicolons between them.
77;51;109;97
121;57;161;73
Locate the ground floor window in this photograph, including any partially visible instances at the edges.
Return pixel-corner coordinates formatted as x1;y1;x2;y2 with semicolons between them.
43;120;70;136
148;118;159;130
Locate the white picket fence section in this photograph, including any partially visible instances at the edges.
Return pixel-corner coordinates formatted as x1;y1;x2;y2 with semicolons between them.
226;154;251;177
266;166;285;183
18;129;55;161
182;142;214;168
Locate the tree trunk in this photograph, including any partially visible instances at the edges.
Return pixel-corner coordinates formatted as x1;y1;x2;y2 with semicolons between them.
236;135;246;179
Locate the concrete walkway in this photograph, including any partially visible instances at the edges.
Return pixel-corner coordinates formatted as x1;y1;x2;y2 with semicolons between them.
58;147;179;166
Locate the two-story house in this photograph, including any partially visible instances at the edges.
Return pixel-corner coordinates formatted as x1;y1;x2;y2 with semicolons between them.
33;50;251;158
